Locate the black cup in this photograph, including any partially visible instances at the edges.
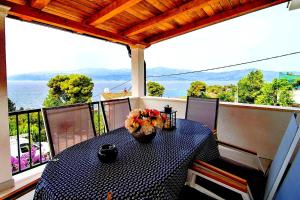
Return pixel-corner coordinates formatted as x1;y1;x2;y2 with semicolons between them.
98;144;118;163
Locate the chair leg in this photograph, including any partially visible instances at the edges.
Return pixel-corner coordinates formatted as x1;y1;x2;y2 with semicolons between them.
186;169;225;200
186;169;196;185
193;184;225;200
241;192;252;200
186;169;253;200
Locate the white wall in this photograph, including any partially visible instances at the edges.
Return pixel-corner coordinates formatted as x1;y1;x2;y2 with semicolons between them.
293;90;300;104
129;97;140;110
139;96;300;160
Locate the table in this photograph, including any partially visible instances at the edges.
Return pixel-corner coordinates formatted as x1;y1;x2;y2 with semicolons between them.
34;119;219;200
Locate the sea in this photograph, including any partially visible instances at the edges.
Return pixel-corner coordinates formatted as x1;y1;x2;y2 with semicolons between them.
8;80;236;109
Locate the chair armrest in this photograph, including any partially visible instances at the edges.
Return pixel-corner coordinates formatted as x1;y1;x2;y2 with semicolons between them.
194;160;247;185
257;157;272;175
218;141;267;172
191;161;248;193
217;141;257;156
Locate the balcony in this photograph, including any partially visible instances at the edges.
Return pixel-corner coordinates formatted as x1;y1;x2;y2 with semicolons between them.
2;96;300;199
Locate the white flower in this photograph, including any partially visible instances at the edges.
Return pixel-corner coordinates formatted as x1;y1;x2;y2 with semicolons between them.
128;109;142;118
141;124;155;135
153;117;163;129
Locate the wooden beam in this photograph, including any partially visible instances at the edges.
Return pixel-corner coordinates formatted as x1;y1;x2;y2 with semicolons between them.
85;0;142;26
30;0;52;9
123;0;212;37
0;1;148;47
145;0;288;44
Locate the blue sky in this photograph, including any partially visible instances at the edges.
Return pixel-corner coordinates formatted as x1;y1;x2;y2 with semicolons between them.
5;3;300;76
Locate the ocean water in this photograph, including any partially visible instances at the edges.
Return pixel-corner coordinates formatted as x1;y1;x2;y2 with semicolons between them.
8;80;235;109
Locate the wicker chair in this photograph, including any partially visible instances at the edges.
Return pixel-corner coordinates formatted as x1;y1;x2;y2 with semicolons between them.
42;103;96;156
101;98;131;132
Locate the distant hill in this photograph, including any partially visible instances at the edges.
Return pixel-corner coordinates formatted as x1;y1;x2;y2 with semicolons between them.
8;67;282;82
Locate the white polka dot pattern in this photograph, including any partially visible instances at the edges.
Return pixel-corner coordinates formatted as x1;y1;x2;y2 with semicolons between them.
34;119;219;200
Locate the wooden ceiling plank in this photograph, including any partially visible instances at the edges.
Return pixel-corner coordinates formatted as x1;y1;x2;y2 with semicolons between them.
123;0;216;37
30;0;51;9
0;0;147;47
54;0;97;15
46;1;90;19
202;5;215;16
219;0;233;10
43;6;83;22
145;0;169;12
145;0;288;44
209;1;224;13
85;0;143;26
126;7;150;20
229;0;241;8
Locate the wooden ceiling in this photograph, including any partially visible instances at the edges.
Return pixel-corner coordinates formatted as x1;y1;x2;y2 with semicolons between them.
0;0;288;48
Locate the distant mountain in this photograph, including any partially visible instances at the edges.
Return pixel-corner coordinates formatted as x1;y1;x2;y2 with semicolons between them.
147;67;280;82
8;67;282;82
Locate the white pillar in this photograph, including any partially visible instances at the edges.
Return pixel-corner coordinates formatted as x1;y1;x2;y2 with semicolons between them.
0;5;14;191
289;0;300;10
131;46;145;97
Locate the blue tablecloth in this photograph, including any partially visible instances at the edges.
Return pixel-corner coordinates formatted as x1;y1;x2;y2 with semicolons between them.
34;119;219;200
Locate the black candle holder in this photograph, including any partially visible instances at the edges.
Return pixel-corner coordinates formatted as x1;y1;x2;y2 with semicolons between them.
160;110;177;130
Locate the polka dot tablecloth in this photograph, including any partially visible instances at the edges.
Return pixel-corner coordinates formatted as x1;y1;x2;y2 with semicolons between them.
34;119;219;200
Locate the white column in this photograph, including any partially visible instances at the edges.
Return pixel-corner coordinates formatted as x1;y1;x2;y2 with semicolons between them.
0;5;14;191
131;46;145;97
289;0;300;10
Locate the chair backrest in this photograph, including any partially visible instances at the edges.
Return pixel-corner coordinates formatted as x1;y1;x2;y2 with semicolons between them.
264;114;300;200
185;96;219;131
101;98;131;132
42;104;96;156
274;149;300;200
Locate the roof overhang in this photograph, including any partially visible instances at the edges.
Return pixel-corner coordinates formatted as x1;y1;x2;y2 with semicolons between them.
0;0;289;48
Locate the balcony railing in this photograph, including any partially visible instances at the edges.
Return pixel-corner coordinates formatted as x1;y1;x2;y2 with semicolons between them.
8;97;300;175
9;102;106;175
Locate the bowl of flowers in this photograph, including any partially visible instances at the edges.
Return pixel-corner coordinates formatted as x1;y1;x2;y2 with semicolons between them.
125;109;165;143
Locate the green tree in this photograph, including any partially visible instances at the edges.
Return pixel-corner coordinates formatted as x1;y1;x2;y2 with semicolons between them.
9;112;47;142
238;70;264;104
255;79;294;106
43;74;94;107
293;78;300;88
187;81;207;97
147;81;165;97
206;85;223;98
8;98;16;112
255;83;274;105
219;85;237;102
43;94;63;107
206;84;237;102
278;89;294;106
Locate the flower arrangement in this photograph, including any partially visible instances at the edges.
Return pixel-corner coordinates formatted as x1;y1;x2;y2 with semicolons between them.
125;109;165;135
